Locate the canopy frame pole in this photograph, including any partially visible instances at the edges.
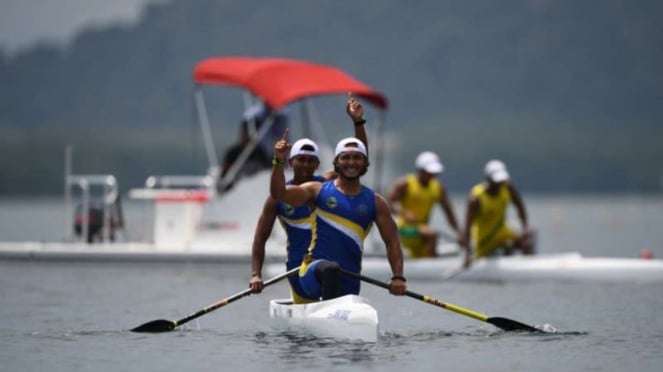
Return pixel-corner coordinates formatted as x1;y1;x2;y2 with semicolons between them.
372;110;387;193
194;86;220;180
217;115;276;193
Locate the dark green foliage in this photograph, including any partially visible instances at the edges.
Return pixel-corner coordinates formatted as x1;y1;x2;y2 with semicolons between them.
1;0;662;194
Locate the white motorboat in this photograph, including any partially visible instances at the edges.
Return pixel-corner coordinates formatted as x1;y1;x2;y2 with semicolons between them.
269;294;379;342
265;252;663;283
0;57;389;263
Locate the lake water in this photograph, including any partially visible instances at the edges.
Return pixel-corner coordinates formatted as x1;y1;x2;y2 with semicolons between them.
1;195;662;371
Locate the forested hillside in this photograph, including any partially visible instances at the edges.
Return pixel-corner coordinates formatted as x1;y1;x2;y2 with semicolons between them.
1;0;661;194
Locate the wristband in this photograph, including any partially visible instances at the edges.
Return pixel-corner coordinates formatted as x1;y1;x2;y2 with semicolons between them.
390;275;407;282
353;119;366;126
272;157;285;167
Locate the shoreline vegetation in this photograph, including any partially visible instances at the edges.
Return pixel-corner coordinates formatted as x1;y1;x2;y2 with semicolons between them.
1;1;661;195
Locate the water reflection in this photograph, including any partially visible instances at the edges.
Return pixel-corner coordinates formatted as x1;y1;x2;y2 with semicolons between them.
253;331;384;364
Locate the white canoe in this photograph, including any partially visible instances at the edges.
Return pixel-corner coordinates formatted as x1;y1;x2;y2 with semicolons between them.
265;252;663;283
269;294;379;342
360;252;663;283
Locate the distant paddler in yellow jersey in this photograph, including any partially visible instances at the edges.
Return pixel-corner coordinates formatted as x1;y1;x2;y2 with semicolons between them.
460;159;534;267
387;151;460;258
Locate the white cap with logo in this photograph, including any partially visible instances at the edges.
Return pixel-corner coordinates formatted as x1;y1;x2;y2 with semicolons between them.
334;137;368;157
289;138;320;159
484;159;510;182
415;151;444;174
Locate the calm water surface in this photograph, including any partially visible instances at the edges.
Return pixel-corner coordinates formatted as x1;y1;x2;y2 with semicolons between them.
1;195;662;371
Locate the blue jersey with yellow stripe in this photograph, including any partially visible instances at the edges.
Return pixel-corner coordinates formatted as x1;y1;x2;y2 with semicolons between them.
308;180;376;295
277;175;325;297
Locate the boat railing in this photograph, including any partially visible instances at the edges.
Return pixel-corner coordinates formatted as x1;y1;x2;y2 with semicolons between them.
64;145;124;244
65;173;119;243
144;174;216;192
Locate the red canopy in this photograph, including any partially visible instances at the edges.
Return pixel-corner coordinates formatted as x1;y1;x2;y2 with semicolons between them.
193;57;388;110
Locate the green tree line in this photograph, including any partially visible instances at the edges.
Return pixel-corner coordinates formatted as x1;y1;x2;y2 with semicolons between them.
1;0;662;195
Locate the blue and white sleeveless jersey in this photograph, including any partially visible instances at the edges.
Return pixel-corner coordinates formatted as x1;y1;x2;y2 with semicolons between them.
308;180;376;295
277;175;325;298
277;175;325;267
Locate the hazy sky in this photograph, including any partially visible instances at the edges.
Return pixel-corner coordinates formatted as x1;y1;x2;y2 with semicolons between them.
0;0;162;55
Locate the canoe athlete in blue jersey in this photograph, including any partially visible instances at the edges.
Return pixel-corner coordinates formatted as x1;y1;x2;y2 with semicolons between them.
249;96;372;303
269;134;407;301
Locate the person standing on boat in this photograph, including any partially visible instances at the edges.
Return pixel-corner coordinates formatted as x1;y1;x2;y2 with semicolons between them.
269;134;407;301
249;95;370;303
220;120;272;191
219;102;292;191
241;101;290;161
386;151;461;258
459;159;534;267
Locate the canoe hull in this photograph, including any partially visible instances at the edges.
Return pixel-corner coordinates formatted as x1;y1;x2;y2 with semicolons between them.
269;294;379;342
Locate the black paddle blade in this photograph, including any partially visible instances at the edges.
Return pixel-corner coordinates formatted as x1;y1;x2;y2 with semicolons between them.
131;319;177;333
487;317;542;332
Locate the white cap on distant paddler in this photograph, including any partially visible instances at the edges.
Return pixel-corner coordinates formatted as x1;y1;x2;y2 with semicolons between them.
289;138;320;159
415;151;444;174
334;137;368;157
485;159;510;182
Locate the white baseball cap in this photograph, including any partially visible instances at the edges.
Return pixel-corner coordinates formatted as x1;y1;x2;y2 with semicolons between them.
289;138;320;159
484;159;509;182
415;151;444;174
334;137;368;157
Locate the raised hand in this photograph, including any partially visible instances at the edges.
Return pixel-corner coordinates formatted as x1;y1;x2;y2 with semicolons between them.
346;92;364;123
273;128;291;161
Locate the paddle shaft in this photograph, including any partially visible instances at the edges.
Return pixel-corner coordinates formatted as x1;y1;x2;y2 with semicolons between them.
341;269;541;332
131;266;299;332
341;269;489;321
174;266;299;327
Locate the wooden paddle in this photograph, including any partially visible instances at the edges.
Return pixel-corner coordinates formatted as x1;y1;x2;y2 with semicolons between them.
131;266;299;333
341;269;543;332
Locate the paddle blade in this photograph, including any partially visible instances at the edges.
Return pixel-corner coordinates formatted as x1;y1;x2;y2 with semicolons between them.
131;319;177;333
487;317;541;332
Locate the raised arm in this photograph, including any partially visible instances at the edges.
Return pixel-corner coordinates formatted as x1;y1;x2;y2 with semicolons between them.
347;94;368;152
270;130;319;206
322;94;369;180
270;131;290;200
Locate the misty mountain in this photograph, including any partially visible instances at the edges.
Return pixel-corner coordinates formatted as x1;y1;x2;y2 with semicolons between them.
1;0;662;194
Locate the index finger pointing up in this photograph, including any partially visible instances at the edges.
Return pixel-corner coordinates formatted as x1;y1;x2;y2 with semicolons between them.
281;128;290;141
